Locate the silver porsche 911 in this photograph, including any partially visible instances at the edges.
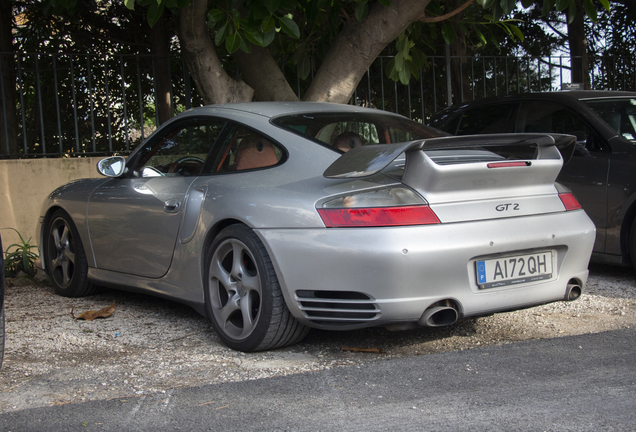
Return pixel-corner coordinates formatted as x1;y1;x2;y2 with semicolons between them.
37;102;595;352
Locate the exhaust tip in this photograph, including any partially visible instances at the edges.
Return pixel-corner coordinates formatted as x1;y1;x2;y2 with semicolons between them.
419;302;459;327
565;281;582;302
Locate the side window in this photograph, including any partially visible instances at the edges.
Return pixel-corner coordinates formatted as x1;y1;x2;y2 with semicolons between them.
443;115;461;135
456;103;518;135
518;102;605;152
134;120;225;177
209;125;283;173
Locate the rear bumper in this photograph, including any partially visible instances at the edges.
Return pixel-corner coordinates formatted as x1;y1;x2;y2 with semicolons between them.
257;210;595;330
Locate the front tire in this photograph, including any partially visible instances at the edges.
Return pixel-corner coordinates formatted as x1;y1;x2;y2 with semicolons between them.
204;224;308;352
45;210;96;297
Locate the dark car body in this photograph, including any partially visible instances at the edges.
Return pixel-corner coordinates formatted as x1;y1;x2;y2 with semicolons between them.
429;91;636;267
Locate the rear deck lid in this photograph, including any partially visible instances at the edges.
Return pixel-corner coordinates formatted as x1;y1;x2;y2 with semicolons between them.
323;133;577;223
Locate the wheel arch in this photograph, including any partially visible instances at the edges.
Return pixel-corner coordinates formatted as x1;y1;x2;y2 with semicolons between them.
200;219;300;322
200;218;245;273
200;220;308;351
39;205;68;270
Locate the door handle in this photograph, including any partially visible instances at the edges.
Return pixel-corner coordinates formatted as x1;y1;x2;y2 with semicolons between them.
164;199;181;213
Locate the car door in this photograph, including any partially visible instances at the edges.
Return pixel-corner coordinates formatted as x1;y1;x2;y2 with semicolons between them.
87;119;227;278
516;101;610;253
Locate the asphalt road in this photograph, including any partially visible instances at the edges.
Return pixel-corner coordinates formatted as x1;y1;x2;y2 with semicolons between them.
2;328;635;431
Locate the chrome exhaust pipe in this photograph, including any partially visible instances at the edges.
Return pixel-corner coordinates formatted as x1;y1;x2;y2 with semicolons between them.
419;305;459;327
565;281;582;301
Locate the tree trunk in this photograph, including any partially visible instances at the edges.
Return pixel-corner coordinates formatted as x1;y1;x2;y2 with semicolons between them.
176;0;253;105
150;14;173;125
567;0;590;89
303;0;432;104
0;0;19;156
449;0;472;103
233;46;299;102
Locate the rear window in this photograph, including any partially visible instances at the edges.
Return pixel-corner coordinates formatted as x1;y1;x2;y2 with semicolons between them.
272;112;446;152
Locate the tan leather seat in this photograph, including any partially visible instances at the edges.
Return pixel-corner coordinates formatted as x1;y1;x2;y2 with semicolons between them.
235;136;279;170
333;132;363;152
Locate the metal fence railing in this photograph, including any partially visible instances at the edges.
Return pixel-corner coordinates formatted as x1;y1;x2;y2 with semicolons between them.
1;52;634;159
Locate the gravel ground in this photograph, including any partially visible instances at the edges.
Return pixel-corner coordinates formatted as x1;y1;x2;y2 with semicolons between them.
1;262;635;413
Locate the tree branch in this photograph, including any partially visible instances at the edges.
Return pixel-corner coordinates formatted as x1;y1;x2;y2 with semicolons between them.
542;18;568;40
304;0;433;103
419;0;475;23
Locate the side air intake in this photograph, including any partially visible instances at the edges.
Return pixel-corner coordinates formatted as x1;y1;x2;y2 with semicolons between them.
295;290;380;326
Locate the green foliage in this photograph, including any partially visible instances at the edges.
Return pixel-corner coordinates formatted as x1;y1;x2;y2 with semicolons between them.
203;3;304;54
383;0;610;85
2;229;39;278
35;0;614;96
386;33;427;85
539;0;610;24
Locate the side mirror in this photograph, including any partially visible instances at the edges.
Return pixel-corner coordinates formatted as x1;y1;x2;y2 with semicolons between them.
97;156;127;177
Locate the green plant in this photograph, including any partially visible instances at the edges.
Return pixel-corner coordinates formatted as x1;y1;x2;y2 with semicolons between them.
2;228;39;278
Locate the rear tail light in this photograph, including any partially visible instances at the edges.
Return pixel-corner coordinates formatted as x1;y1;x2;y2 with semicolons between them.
318;205;440;228
559;192;582;211
487;161;531;168
317;186;440;228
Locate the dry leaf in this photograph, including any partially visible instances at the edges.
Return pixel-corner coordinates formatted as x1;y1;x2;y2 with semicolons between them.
75;302;116;321
341;346;384;354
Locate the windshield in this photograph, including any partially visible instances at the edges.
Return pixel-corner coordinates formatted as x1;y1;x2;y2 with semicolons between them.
583;98;636;141
271;112;447;152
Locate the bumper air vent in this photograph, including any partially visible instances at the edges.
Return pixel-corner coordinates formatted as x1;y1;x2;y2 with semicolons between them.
295;290;380;326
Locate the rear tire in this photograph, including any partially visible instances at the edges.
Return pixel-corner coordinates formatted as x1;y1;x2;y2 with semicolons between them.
45;210;97;297
630;217;636;270
204;224;308;352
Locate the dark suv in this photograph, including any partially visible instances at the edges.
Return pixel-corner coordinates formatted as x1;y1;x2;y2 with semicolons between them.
429;91;636;267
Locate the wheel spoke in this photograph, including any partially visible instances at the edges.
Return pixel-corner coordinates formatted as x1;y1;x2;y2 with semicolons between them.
239;293;256;338
60;259;72;286
60;225;71;249
230;241;244;279
52;228;62;251
51;255;63;271
219;294;240;325
64;248;75;265
209;254;233;289
241;273;260;292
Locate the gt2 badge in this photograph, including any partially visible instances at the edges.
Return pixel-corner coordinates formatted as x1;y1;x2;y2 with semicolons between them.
496;203;520;211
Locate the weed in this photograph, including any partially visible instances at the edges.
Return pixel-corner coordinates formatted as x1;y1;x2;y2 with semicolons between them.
2;228;39;278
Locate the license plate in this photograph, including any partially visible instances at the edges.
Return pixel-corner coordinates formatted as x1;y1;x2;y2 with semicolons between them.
476;251;554;289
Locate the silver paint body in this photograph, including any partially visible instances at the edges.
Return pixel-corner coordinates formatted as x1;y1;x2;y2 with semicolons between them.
37;102;595;329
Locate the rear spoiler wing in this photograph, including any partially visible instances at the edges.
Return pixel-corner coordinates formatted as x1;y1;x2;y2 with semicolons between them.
323;133;576;179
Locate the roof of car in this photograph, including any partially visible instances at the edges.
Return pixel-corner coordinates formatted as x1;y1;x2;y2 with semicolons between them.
561;90;636;100
456;90;636;107
186;101;403;119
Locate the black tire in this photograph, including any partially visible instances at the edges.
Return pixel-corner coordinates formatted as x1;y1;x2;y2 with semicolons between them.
204;224;308;352
1;234;5;370
630;217;636;270
45;210;97;297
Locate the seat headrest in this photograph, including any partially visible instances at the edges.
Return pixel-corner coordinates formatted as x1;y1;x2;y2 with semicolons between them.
235;136;279;170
